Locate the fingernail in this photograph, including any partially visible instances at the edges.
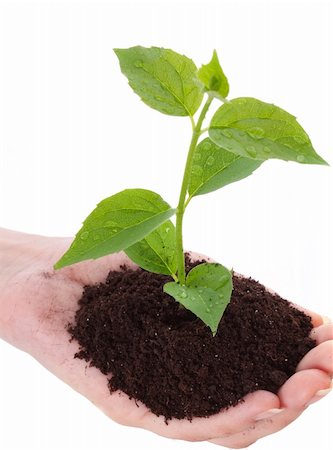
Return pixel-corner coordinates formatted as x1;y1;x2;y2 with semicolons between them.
254;408;285;421
321;315;332;325
305;382;333;407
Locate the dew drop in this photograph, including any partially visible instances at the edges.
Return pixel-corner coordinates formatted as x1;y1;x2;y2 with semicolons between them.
80;231;89;240
219;293;224;299
248;127;265;139
134;59;144;68
193;152;202;162
180;291;187;299
165;227;170;233
246;146;257;157
202;142;211;151
206;156;215;166
112;228;119;233
221;129;232;138
206;308;211;313
297;154;305;162
294;135;307;144
263;146;271;154
192;165;203;176
220;275;230;287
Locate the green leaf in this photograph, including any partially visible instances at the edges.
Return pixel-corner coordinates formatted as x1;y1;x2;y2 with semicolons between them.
125;220;177;277
114;46;203;116
198;50;229;98
164;263;233;335
54;189;176;269
188;137;263;197
209;97;328;165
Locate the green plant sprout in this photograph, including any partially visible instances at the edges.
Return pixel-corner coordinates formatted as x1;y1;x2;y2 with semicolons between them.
54;46;328;335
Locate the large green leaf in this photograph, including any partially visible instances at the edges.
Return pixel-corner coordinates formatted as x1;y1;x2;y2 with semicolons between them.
198;50;229;99
188;137;263;197
54;189;176;269
209;97;328;165
114;46;203;116
125;220;177;276
164;263;233;335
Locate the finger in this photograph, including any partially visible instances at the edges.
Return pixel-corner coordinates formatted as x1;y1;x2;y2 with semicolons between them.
310;324;333;345
209;369;332;448
289;301;324;328
139;390;280;441
186;250;215;263
209;409;300;448
297;341;333;376
278;368;331;408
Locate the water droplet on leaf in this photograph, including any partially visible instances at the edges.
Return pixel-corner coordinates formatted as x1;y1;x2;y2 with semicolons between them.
134;59;144;68
165;227;170;233
192;165;203;176
246;146;257;157
297;154;305;162
221;129;232;138
202;142;211;151
248;127;265;139
180;291;187;299
294;135;307;144
263;146;271;154
80;231;89;240
206;156;215;166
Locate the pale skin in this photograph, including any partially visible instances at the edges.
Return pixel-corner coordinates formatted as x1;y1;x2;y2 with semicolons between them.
0;228;332;449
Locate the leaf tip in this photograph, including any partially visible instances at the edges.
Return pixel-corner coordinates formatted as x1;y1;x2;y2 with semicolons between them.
318;156;330;166
211;328;218;337
53;260;63;270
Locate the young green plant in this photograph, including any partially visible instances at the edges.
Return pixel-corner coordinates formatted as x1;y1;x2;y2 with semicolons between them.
54;46;328;335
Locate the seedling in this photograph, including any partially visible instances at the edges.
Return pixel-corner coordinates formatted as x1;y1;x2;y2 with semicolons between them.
54;46;327;335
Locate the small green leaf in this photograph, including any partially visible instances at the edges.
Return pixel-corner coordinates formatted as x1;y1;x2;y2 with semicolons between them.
209;97;328;165
198;50;229;99
125;220;177;277
164;263;233;335
188;137;263;197
114;46;203;116
54;189;176;269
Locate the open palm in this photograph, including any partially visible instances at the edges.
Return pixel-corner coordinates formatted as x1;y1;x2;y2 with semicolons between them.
0;230;332;449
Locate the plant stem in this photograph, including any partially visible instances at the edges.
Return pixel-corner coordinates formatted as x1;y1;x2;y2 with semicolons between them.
175;95;213;285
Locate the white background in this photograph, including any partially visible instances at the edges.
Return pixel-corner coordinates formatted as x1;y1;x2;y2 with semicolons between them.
0;0;332;449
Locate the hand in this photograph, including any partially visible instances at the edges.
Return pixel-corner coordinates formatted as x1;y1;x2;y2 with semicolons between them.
0;229;332;449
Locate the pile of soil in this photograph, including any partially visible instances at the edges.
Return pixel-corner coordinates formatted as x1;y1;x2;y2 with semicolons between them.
69;257;315;421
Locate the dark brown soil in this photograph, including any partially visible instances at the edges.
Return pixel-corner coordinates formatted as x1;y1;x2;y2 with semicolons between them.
69;257;315;421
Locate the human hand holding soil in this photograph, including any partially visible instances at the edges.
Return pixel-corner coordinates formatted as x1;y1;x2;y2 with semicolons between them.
0;228;332;449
